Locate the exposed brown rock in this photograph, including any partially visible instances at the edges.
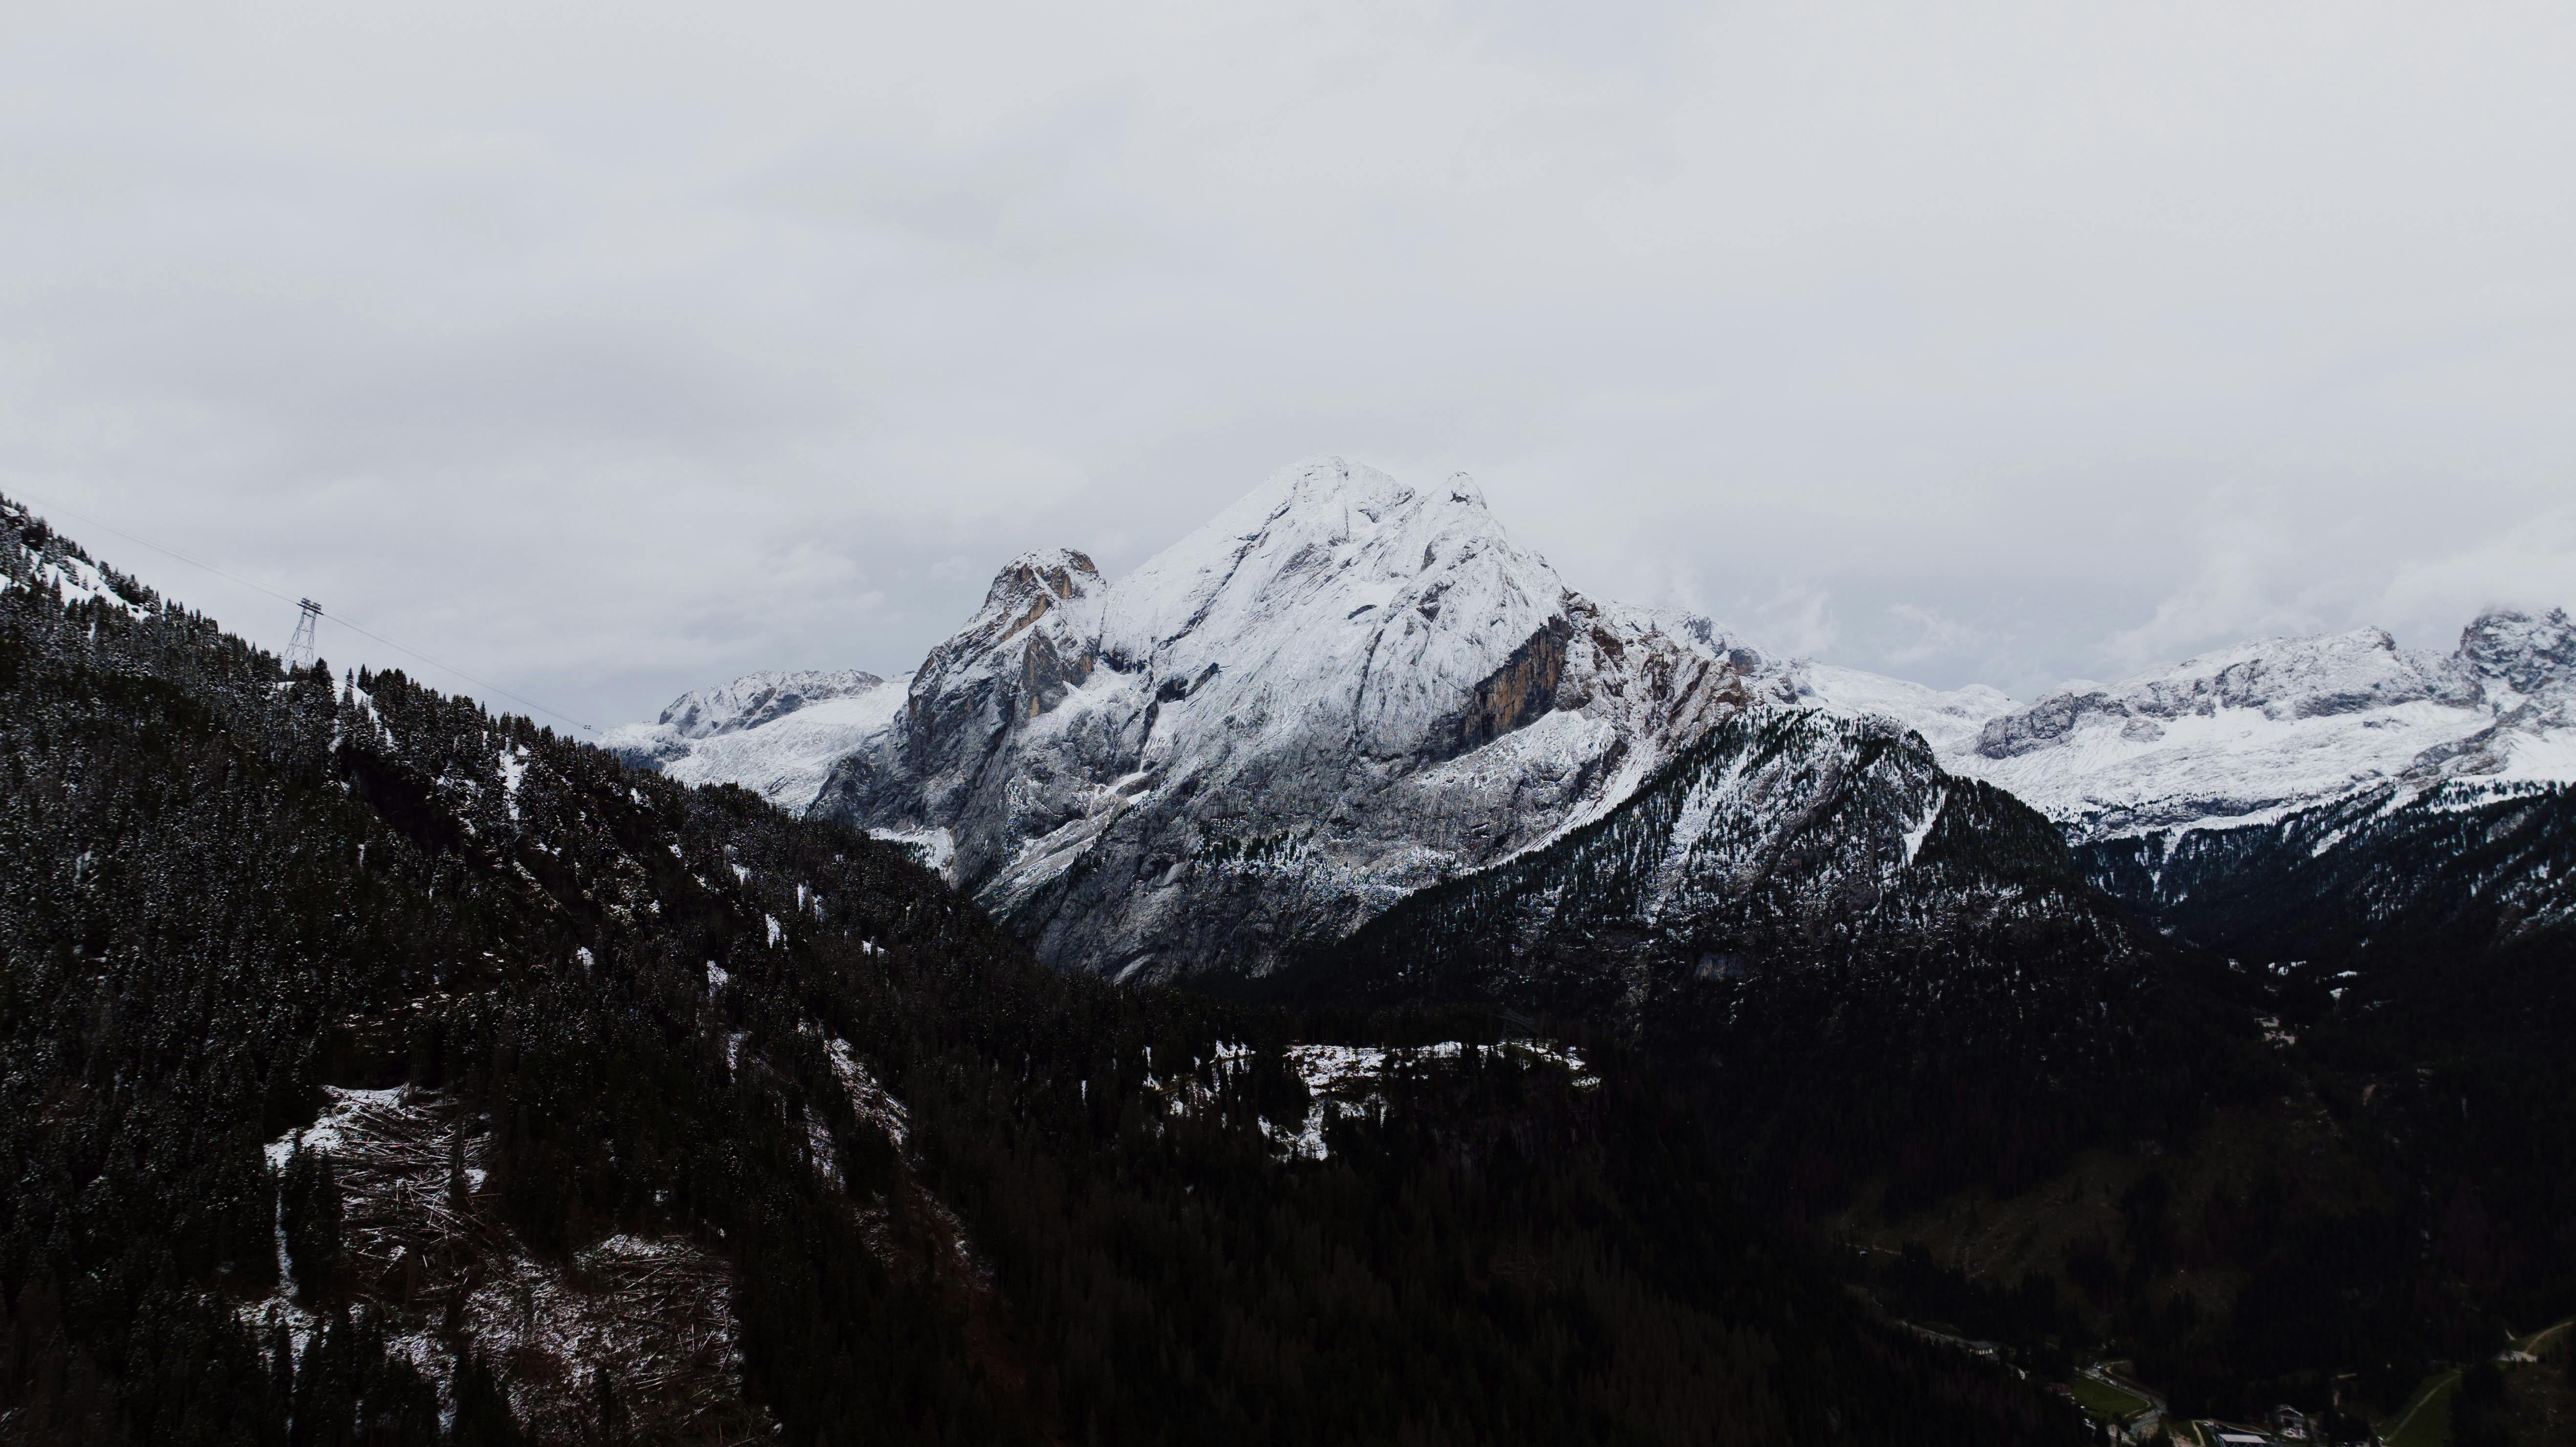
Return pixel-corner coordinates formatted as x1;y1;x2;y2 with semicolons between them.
1443;618;1573;760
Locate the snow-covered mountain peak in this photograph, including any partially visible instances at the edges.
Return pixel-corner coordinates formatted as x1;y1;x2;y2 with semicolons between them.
977;547;1102;617
1194;455;1487;536
1109;459;1530;631
1438;470;1490;509
932;547;1104;674
1101;457;1566;763
732;456;1751;978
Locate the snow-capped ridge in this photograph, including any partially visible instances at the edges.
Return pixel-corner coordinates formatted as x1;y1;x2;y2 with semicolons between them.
1975;627;2471;761
605;672;909;809
1952;605;2576;841
658;668;886;740
1786;661;2019;758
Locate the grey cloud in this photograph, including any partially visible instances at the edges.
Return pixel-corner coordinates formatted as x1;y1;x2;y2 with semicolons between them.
1;0;2570;729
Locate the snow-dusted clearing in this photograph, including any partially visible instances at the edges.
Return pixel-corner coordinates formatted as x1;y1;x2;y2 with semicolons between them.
1150;1039;1596;1162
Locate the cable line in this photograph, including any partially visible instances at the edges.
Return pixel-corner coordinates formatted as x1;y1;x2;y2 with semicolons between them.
5;485;600;732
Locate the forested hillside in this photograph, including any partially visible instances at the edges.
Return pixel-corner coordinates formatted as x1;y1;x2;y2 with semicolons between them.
2072;788;2576;1412
1277;708;2576;1430
0;500;2083;1446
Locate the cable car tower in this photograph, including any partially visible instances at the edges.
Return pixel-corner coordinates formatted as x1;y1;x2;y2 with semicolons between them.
286;598;322;671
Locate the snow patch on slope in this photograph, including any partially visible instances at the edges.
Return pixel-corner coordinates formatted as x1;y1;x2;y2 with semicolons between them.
244;1084;769;1441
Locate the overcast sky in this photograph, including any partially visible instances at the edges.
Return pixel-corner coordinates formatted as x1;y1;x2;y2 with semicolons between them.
5;0;2572;730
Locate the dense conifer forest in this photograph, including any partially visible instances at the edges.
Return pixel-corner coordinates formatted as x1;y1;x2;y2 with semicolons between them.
1270;710;2576;1433
2076;793;2576;1421
0;504;2090;1444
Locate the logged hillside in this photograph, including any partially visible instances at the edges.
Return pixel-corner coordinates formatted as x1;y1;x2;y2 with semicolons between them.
0;499;2084;1446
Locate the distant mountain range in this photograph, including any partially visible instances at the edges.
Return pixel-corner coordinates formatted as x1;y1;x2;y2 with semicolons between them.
614;456;2576;979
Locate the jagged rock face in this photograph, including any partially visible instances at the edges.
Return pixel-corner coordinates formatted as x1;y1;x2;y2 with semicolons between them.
1950;610;2576;840
2404;608;2576;782
812;458;1750;980
906;549;1104;760
2460;606;2576;702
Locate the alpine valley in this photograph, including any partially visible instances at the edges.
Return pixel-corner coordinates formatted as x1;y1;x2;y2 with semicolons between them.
5;452;2572;1447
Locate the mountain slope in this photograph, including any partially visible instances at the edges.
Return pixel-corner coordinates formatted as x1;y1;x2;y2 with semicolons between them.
1271;707;2253;1209
0;495;2083;1446
2079;779;2576;974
